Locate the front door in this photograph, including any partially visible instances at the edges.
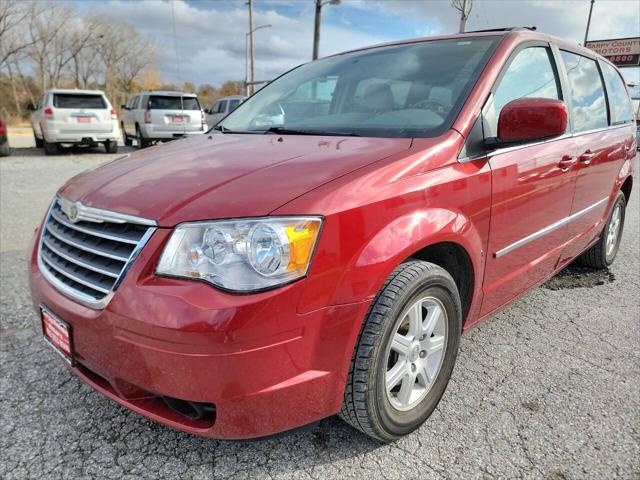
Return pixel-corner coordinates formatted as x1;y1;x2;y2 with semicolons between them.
480;44;578;316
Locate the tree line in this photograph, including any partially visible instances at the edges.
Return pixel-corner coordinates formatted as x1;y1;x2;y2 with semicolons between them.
0;0;242;123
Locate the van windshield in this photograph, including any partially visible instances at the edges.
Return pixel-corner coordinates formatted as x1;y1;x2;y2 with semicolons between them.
53;94;106;109
220;37;499;138
148;96;201;110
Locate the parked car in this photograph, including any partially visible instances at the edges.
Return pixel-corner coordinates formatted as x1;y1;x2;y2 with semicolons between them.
0;116;9;156
120;91;207;148
29;29;635;442
30;89;118;155
205;95;245;128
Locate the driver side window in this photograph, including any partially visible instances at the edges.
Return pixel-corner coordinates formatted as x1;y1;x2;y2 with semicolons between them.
484;46;560;137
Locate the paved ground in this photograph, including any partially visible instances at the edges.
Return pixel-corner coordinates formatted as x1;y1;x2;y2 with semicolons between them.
1;131;639;479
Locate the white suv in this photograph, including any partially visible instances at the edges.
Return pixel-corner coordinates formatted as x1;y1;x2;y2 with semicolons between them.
31;89;119;155
120;91;207;148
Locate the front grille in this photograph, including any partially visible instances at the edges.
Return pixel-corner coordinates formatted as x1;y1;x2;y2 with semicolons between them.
38;197;156;309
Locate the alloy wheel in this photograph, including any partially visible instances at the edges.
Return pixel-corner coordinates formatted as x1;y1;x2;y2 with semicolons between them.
385;296;448;411
606;203;622;258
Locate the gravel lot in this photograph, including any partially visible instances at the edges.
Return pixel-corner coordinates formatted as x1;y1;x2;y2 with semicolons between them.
1;132;639;479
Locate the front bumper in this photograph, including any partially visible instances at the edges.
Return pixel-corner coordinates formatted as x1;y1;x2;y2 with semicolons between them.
28;227;369;439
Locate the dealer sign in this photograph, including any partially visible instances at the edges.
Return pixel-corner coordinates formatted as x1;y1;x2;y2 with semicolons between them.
585;37;640;67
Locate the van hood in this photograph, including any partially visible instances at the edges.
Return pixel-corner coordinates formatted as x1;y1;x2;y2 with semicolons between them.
59;133;412;226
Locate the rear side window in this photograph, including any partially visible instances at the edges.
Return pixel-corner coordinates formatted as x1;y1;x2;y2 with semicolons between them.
214;100;227;113
560;51;608;132
484;46;560;137
53;94;106;109
601;62;634;125
182;97;201;110
148;96;200;110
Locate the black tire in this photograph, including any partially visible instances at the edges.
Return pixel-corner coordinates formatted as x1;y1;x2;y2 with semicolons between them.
104;139;118;153
340;260;462;442
34;130;44;148
121;123;132;146
136;125;150;149
43;138;59;156
576;191;626;269
0;142;10;157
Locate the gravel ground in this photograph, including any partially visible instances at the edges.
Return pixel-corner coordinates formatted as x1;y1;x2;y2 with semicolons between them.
1;134;639;479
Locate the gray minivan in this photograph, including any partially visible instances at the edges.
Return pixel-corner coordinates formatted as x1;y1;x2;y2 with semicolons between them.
205;95;246;128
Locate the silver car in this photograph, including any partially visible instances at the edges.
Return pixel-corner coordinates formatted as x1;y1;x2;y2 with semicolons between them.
205;95;245;128
120;91;207;148
30;89;119;155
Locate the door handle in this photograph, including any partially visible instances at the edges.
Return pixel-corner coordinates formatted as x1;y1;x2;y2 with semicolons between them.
578;149;596;165
558;155;577;171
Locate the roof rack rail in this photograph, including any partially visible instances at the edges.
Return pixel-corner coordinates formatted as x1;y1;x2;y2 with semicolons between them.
465;27;537;33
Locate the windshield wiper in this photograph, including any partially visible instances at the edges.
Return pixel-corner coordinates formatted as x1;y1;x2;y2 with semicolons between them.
263;126;361;137
212;125;261;134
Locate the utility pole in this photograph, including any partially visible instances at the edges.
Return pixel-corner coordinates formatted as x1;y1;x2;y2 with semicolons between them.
312;0;340;60
248;0;256;95
244;24;271;96
584;0;595;46
452;0;472;34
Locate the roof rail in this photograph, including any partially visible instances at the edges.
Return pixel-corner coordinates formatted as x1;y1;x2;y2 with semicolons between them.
465;27;536;34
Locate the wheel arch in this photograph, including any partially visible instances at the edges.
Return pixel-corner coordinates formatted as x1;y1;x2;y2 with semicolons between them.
328;207;485;328
408;241;474;325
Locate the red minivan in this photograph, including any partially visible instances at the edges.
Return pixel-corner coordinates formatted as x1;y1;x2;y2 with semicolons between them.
29;29;636;442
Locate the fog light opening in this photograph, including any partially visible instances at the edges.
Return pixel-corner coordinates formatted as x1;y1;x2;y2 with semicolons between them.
161;396;216;421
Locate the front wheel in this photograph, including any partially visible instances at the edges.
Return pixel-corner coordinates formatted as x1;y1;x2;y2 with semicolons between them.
340;261;462;442
136;125;150;149
121;123;132;147
104;139;118;153
34;130;44;148
576;191;626;269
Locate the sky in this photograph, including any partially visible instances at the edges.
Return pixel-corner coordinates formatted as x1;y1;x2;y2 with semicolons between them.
71;0;640;90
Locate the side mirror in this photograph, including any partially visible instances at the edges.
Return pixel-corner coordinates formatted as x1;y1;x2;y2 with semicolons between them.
121;104;128;110
204;108;209;114
26;103;36;111
490;98;567;147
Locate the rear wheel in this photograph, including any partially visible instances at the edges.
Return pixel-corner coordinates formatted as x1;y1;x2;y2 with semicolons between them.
340;261;462;442
136;125;150;149
0;142;9;156
43;138;59;156
33;130;44;148
104;139;118;153
121;123;132;146
576;191;626;269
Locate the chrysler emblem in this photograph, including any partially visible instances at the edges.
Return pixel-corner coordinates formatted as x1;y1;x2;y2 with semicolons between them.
69;205;79;222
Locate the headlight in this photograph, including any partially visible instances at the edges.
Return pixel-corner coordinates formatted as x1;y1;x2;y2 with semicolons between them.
156;217;322;292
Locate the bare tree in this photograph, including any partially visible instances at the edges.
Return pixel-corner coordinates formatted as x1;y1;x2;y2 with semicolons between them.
451;0;472;33
25;2;75;90
69;17;102;88
1;1;166;121
115;31;157;102
92;19;155;104
0;0;40;70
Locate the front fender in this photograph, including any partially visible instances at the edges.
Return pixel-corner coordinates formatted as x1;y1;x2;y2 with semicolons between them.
333;206;485;307
293;158;492;316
